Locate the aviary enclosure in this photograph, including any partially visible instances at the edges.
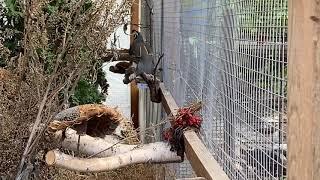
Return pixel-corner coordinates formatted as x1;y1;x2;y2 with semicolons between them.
1;0;319;179
149;0;288;179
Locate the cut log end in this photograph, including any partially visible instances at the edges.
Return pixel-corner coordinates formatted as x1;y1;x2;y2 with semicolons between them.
45;150;56;166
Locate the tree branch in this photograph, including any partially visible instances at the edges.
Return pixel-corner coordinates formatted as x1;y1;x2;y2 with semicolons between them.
46;142;182;172
54;128;137;157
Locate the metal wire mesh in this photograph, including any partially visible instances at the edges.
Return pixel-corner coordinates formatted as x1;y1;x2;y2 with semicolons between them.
150;0;288;179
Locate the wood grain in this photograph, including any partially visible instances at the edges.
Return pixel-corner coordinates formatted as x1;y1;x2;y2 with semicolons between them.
130;0;140;129
288;0;320;179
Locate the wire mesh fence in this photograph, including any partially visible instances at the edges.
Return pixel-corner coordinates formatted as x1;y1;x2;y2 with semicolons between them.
149;0;288;179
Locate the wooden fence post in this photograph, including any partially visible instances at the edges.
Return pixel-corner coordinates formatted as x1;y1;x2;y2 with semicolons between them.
130;0;140;129
288;0;320;179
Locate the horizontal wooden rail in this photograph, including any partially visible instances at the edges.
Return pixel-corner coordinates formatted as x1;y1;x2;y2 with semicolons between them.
159;83;229;180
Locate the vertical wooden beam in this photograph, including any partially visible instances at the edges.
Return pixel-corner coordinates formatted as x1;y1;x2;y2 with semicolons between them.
130;0;140;38
131;82;139;129
288;0;320;179
130;0;140;129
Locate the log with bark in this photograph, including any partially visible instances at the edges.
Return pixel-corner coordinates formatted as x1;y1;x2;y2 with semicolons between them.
45;141;181;172
45;104;182;172
54;128;136;157
46;128;182;172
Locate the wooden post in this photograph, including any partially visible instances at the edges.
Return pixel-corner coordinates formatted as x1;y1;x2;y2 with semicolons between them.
288;0;320;179
130;0;140;129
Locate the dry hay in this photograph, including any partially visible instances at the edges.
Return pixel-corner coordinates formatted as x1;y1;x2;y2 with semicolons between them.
0;68;39;178
0;68;19;139
44;164;165;180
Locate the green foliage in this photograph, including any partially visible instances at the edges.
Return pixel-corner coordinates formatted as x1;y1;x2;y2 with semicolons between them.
4;0;23;17
40;0;108;105
95;64;109;94
1;0;24;31
0;0;108;103
0;57;7;67
45;0;75;15
44;0;92;15
239;0;288;41
0;0;24;67
234;0;288;95
70;78;105;107
81;0;93;14
36;48;57;73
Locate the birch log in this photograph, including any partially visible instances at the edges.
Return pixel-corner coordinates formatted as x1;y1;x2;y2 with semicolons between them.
46;142;182;172
56;128;136;157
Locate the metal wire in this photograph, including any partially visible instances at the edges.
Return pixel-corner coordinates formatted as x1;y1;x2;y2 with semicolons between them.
151;0;288;179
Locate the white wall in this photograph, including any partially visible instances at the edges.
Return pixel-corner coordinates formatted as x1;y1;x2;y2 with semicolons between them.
102;62;131;118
